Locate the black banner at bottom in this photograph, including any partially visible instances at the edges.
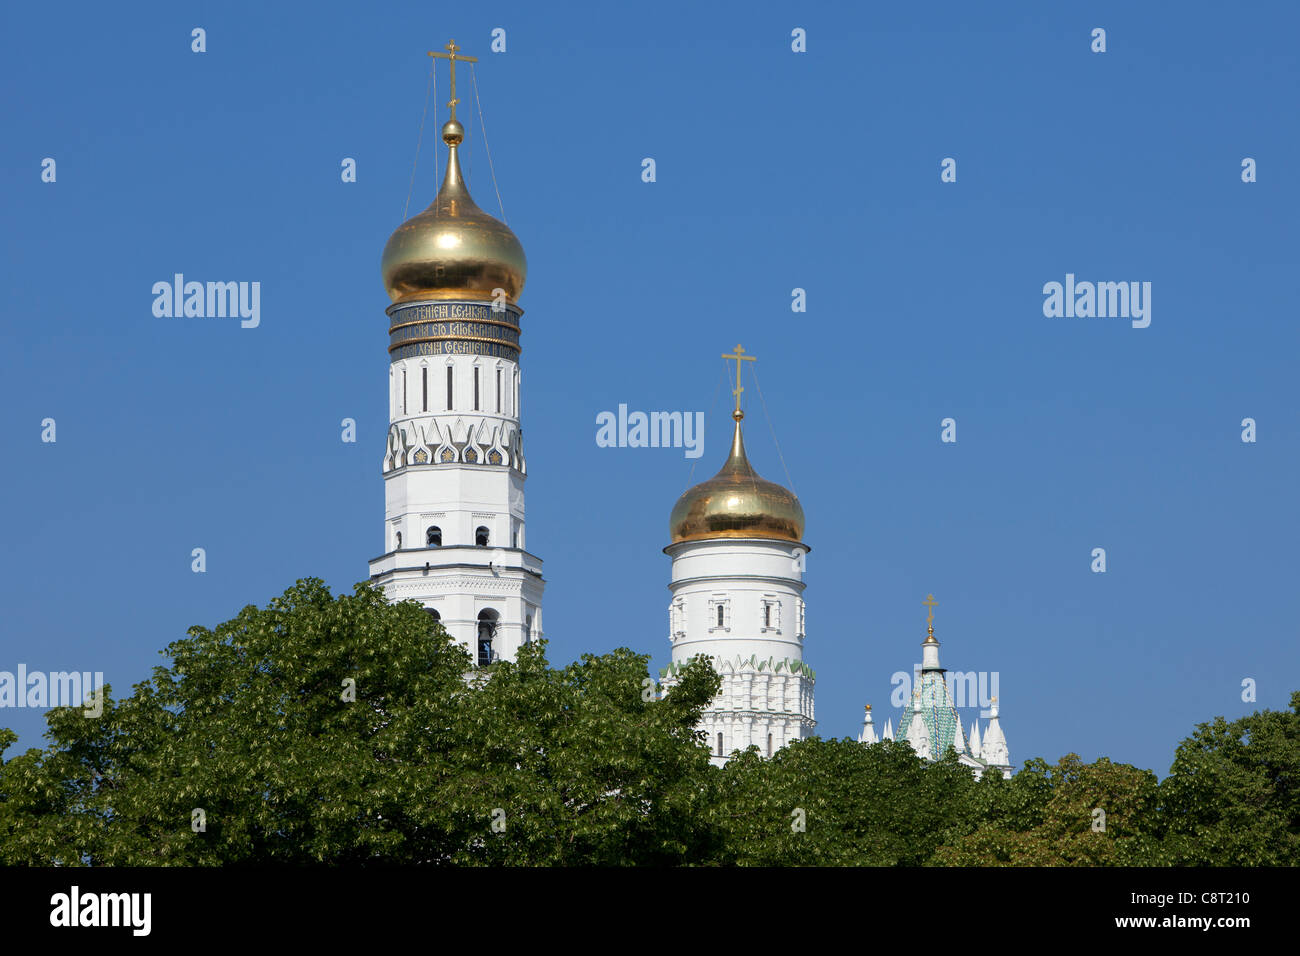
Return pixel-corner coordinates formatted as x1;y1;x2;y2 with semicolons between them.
0;865;1281;941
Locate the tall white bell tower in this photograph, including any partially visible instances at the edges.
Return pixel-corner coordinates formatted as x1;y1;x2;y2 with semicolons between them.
368;41;543;666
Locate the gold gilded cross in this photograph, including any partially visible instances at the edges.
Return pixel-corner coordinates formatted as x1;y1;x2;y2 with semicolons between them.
721;344;756;417
427;39;478;119
922;593;938;625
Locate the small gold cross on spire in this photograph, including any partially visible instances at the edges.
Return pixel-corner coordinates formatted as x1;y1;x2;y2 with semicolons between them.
721;344;756;421
427;39;478;120
922;594;938;641
922;593;938;624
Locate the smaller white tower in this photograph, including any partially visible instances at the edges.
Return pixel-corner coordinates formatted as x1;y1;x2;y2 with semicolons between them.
885;595;1012;779
905;711;933;759
859;705;878;745
980;698;1010;770
661;346;813;767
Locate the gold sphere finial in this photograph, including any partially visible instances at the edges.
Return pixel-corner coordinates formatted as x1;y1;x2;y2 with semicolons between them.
441;119;464;146
733;409;744;422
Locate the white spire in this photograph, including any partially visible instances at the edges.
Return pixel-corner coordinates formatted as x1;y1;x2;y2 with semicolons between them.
859;705;877;745
921;631;942;672
920;594;942;671
905;714;931;759
969;720;982;759
951;715;966;754
981;698;1009;767
882;718;894;741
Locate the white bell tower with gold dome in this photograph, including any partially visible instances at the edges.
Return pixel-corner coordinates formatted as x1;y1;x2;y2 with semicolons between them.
660;346;814;766
368;41;543;666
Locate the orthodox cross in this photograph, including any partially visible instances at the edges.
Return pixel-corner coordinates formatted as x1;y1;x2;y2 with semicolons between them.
427;39;477;119
923;593;938;625
721;344;756;417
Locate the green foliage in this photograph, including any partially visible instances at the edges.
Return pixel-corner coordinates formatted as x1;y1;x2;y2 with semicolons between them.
1150;690;1300;865
933;755;1161;866
430;639;725;865
0;579;720;865
1;578;1296;865
710;739;990;866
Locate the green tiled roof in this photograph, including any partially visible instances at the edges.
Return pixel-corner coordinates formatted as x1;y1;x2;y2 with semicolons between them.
897;671;966;758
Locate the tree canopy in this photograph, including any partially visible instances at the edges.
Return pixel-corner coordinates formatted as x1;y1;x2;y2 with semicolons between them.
1;578;1296;866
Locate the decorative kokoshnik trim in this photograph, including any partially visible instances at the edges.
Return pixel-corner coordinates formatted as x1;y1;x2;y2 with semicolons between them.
660;655;815;681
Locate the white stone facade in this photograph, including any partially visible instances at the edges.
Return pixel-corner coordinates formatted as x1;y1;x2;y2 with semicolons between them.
662;537;814;766
369;324;543;666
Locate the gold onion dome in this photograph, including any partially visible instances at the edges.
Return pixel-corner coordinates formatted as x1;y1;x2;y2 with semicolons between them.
381;119;526;304
669;412;805;544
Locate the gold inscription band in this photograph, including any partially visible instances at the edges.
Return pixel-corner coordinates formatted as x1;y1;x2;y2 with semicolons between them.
386;301;522;322
390;339;521;360
386;299;524;362
390;323;520;349
388;315;520;335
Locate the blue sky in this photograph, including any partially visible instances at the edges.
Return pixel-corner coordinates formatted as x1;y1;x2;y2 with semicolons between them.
2;1;1297;776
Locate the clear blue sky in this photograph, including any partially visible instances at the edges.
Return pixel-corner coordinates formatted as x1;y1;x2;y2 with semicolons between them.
3;1;1297;776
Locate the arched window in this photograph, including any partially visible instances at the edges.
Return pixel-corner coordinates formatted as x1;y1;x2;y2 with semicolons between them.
424;607;440;627
426;526;442;547
764;604;772;628
767;733;773;757
477;610;498;666
395;531;402;550
717;605;725;627
525;614;533;643
716;732;724;757
475;526;490;547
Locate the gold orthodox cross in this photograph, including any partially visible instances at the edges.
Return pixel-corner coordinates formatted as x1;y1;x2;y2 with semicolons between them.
427;39;477;119
721;344;756;416
922;593;938;625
